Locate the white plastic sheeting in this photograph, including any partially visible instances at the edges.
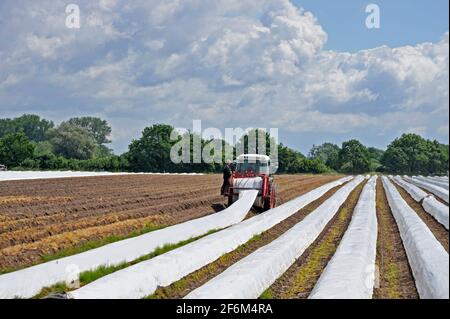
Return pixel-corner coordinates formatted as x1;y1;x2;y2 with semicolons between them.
309;176;378;299
392;176;428;202
392;176;449;230
0;171;203;182
422;198;449;230
415;176;449;190
233;177;263;192
382;177;449;299
429;176;449;184
404;176;449;204
186;176;365;299
0;190;258;299
67;176;353;299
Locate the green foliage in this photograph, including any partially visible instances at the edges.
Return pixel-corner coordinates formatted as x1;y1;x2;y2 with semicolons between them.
381;133;448;175
0;118;14;137
127;124;180;172
235;129;277;156
0;114;126;172
0;114;54;142
308;143;340;170
48;122;97;160
93;144;114;158
367;147;384;161
1;114;448;176
24;154;127;172
67;117;112;145
277;143;330;174
33;141;54;157
338;139;371;174
127;125;220;173
0;132;35;167
367;147;385;172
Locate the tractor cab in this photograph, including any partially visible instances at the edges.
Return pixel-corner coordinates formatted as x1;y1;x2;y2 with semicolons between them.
235;154;270;176
223;154;277;211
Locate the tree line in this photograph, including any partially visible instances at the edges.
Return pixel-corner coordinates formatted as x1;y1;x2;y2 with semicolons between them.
0;114;128;171
0;114;448;175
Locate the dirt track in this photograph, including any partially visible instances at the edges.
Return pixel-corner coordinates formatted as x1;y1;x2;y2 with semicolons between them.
0;174;339;270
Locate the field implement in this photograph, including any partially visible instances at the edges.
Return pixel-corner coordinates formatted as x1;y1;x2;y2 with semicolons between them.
223;154;277;211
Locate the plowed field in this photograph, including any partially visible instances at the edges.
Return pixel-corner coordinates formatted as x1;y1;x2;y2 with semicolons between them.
0;174;339;270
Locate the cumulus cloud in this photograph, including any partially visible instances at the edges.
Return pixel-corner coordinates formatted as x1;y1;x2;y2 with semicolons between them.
0;0;448;152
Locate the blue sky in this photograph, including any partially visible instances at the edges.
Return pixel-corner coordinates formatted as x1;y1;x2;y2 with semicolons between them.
294;0;449;52
0;0;448;155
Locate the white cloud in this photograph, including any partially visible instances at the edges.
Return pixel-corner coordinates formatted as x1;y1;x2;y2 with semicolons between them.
26;34;66;59
0;0;448;152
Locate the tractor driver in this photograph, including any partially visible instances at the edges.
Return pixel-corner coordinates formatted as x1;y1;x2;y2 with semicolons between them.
221;160;233;195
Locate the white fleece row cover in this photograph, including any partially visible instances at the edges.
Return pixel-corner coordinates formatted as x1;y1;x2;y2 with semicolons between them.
382;177;449;299
185;175;365;299
68;176;353;299
393;176;449;230
392;176;428;202
415;176;449;190
421;176;449;188
0;190;258;299
430;176;449;184
233;177;263;193
0;171;202;182
309;176;378;299
404;176;449;204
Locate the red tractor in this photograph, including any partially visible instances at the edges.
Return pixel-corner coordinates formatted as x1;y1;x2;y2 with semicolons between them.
223;154;277;211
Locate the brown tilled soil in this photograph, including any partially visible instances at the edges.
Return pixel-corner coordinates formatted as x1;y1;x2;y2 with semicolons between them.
0;174;339;270
394;184;449;252
267;180;366;299
373;181;419;299
150;180;346;299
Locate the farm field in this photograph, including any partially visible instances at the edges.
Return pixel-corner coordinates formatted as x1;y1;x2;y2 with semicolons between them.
0;173;448;299
0;174;339;271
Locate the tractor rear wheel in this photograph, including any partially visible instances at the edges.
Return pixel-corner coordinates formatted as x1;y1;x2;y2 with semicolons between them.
270;185;277;209
263;197;271;211
228;195;234;207
263;184;277;211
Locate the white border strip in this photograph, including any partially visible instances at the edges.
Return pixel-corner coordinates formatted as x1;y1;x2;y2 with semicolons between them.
0;171;203;182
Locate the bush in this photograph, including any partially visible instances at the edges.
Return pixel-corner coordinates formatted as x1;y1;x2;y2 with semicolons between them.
0;132;35;167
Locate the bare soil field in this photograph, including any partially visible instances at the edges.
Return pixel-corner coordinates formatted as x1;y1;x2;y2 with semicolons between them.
0;174;339;270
